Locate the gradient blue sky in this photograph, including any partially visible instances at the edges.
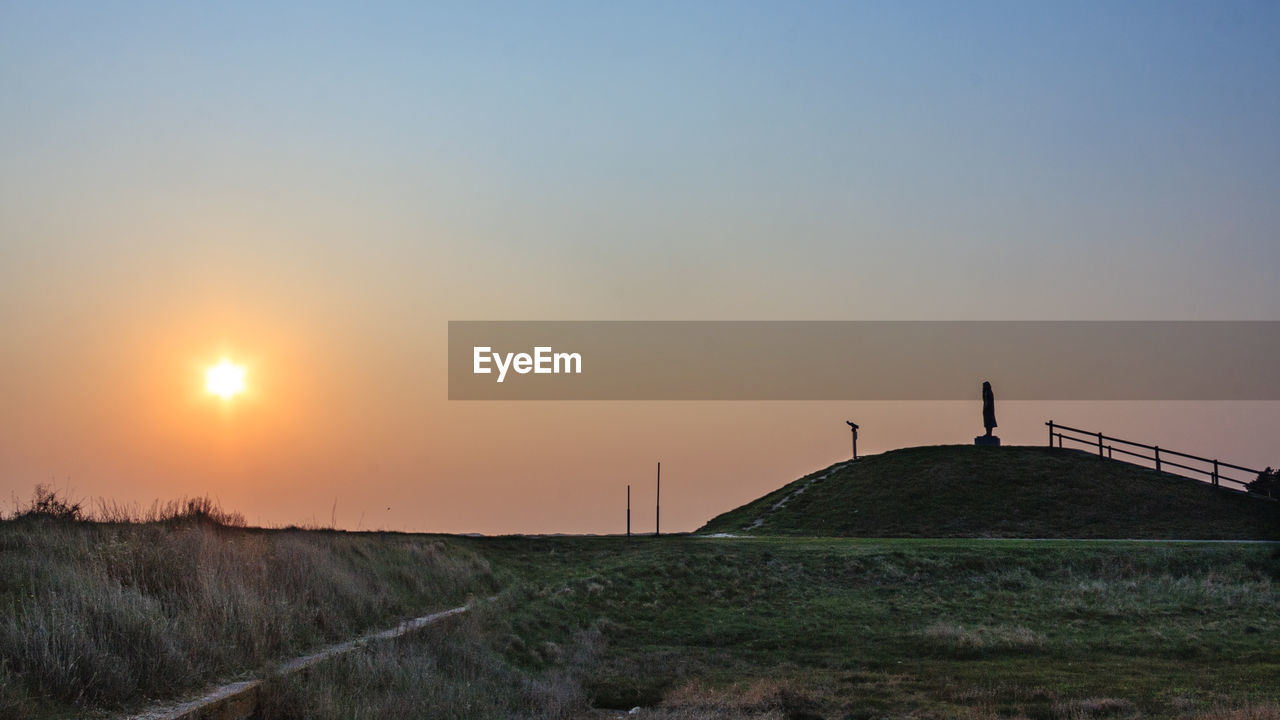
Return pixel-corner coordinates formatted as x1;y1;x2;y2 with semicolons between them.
2;2;1277;532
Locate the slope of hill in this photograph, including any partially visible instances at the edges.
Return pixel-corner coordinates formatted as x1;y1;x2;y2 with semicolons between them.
698;445;1280;539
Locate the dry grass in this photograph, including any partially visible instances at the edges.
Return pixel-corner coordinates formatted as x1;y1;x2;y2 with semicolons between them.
633;677;825;720
920;622;1047;654
9;484;247;527
256;603;596;720
0;505;495;718
1192;706;1280;720
1051;696;1136;719
93;494;247;526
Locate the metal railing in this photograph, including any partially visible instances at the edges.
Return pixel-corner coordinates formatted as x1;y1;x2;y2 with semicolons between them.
1045;421;1268;495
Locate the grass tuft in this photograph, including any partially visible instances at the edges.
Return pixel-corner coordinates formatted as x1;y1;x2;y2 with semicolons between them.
920;622;1046;655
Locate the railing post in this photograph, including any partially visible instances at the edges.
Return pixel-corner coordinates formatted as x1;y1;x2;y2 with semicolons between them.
1107;446;1112;459
1097;432;1104;457
1047;420;1054;447
1154;446;1161;473
1213;459;1219;487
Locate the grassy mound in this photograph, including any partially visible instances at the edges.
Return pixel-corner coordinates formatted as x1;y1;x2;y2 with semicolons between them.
698;445;1280;539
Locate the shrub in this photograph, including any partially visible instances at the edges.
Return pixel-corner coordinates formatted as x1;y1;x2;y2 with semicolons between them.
12;485;84;522
1247;468;1279;498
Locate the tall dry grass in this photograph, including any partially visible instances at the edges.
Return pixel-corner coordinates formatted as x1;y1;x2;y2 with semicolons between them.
256;603;596;720
0;498;495;718
919;621;1047;655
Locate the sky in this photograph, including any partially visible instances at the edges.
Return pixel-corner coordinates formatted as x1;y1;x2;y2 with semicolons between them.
2;1;1278;533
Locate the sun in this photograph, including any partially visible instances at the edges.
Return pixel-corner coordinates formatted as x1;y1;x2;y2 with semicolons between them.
205;359;246;399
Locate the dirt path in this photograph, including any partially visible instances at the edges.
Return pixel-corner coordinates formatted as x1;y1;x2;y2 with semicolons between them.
123;603;474;720
744;460;852;532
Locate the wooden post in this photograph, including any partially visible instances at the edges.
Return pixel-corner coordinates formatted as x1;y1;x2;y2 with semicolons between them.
1097;432;1104;456
1213;459;1219;487
1107;446;1112;459
1154;447;1161;473
626;485;630;537
655;462;661;537
1047;421;1054;447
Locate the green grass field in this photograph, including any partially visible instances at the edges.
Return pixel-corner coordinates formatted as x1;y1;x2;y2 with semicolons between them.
441;535;1280;719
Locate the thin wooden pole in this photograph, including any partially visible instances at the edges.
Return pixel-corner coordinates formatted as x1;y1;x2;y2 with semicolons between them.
1154;446;1161;473
626;485;631;537
1097;431;1104;456
655;462;661;537
1047;421;1054;447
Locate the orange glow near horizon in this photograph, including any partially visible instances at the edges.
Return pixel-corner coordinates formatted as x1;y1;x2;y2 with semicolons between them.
205;360;247;399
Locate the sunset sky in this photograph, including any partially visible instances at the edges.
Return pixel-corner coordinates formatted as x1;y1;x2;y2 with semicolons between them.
2;2;1278;533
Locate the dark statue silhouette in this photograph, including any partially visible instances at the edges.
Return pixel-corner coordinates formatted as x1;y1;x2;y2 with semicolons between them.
982;381;996;436
976;381;1000;446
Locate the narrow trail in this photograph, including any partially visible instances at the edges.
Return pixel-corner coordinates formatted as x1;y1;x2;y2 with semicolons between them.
123;603;475;720
745;460;852;531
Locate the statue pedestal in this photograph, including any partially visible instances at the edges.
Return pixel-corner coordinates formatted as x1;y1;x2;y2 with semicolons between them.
974;435;1001;446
